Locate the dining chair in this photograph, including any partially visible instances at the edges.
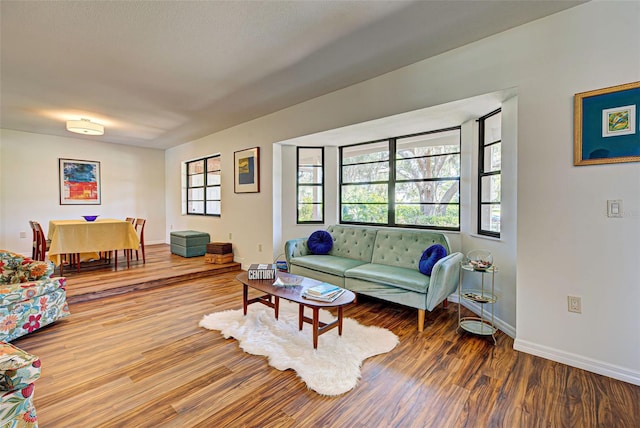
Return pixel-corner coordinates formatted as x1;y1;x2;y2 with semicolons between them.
30;221;50;262
28;221;37;259
133;218;146;264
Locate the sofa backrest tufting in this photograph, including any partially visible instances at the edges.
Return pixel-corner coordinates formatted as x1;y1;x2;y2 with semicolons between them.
371;229;451;270
326;225;377;262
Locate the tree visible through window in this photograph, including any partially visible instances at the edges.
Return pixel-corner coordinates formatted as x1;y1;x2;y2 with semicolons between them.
478;109;501;237
186;155;221;216
340;127;460;230
297;147;324;223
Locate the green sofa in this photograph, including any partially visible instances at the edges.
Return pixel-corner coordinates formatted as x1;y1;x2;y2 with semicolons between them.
285;225;463;331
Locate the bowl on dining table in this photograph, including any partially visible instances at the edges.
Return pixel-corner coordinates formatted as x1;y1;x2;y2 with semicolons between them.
82;215;99;222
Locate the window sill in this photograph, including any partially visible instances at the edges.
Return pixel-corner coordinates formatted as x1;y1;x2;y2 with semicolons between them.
468;233;502;242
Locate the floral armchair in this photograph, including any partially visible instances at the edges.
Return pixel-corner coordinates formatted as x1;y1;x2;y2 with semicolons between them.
0;341;40;427
0;251;70;342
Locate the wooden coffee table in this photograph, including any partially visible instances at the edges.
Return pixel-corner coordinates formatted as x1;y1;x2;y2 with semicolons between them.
236;271;356;349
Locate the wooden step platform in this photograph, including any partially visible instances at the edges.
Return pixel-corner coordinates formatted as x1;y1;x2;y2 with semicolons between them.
61;244;241;303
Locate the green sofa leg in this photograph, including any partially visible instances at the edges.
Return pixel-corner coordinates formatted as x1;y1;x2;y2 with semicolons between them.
418;309;425;332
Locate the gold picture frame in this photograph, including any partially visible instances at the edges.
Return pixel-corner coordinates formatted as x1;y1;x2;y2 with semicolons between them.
574;81;640;166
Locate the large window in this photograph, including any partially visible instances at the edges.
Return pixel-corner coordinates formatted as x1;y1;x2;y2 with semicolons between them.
297;147;324;223
478;109;501;237
340;127;460;230
186;155;221;216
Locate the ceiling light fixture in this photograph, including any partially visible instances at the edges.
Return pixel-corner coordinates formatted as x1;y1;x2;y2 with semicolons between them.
66;118;104;136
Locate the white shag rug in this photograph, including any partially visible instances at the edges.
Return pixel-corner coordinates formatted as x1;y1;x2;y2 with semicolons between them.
199;300;398;396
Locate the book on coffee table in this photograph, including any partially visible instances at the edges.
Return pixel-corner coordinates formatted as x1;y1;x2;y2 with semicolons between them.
302;288;345;303
305;282;341;296
247;263;276;280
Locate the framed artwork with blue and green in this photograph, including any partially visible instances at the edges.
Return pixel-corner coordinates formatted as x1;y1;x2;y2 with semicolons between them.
59;158;101;205
574;81;640;166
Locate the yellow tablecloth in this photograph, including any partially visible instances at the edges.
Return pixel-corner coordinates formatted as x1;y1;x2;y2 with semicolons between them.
47;219;140;266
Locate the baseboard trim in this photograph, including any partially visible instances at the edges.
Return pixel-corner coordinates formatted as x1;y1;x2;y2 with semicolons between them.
513;338;640;386
448;294;516;338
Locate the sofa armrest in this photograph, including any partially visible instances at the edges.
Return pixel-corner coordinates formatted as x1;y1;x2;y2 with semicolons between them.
0;251;55;285
426;252;463;311
0;276;67;306
284;238;310;265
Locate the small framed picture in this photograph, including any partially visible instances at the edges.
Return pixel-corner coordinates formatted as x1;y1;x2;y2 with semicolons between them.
59;158;101;205
234;147;260;193
574;81;640;166
602;105;635;137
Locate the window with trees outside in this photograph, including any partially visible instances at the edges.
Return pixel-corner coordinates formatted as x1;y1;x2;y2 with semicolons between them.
297;147;324;223
186;155;221;216
478;109;501;237
340;127;461;230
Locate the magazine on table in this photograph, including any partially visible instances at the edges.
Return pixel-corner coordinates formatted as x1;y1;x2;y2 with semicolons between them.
305;282;341;296
302;288;345;302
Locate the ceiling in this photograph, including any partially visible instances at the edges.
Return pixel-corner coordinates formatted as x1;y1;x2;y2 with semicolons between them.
0;1;585;150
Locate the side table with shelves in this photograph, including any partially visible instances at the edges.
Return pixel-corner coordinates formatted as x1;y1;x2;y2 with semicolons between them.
457;262;498;344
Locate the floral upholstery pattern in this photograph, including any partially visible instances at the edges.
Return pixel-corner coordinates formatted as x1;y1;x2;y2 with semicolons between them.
0;253;54;285
0;251;70;343
0;342;40;427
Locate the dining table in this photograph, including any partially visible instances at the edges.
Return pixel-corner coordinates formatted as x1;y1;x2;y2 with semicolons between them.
47;218;140;269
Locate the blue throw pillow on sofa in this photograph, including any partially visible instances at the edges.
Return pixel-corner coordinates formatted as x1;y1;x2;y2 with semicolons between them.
307;230;333;255
419;244;448;276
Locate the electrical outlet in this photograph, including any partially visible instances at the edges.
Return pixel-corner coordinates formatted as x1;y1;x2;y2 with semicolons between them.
258;244;263;252
19;231;26;239
228;233;232;240
568;296;581;313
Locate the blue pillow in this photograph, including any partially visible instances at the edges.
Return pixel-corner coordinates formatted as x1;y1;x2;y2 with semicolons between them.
307;230;333;255
419;244;448;276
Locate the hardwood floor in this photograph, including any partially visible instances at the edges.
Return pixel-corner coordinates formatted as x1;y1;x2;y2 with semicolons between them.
57;244;242;303
12;246;640;427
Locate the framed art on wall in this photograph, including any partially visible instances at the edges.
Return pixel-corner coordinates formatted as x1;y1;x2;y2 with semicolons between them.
59;158;101;204
234;147;260;193
574;81;640;166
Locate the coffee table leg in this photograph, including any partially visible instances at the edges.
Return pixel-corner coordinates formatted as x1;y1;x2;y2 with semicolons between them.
338;306;344;336
243;284;248;315
313;307;320;349
298;304;304;330
274;296;280;319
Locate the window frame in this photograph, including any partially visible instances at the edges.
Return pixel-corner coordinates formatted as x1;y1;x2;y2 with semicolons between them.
339;126;461;231
477;108;502;237
186;154;221;217
296;147;325;224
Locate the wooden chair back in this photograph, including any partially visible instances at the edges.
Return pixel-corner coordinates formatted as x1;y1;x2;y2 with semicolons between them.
29;221;37;259
134;218;146;263
32;221;48;261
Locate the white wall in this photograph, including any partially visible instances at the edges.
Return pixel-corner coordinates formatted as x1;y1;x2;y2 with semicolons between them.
165;130;276;267
456;96;518;338
0;129;167;252
165;1;639;384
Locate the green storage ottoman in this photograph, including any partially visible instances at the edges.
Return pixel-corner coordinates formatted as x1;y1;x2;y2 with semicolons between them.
170;230;210;258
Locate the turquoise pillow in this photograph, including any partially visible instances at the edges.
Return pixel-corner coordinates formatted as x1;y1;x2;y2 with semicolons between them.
419;244;447;276
307;230;333;255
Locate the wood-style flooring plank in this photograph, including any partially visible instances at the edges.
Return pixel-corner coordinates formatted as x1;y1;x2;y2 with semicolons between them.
10;245;640;427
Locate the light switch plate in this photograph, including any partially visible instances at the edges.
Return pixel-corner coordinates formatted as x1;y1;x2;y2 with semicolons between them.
607;200;622;218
